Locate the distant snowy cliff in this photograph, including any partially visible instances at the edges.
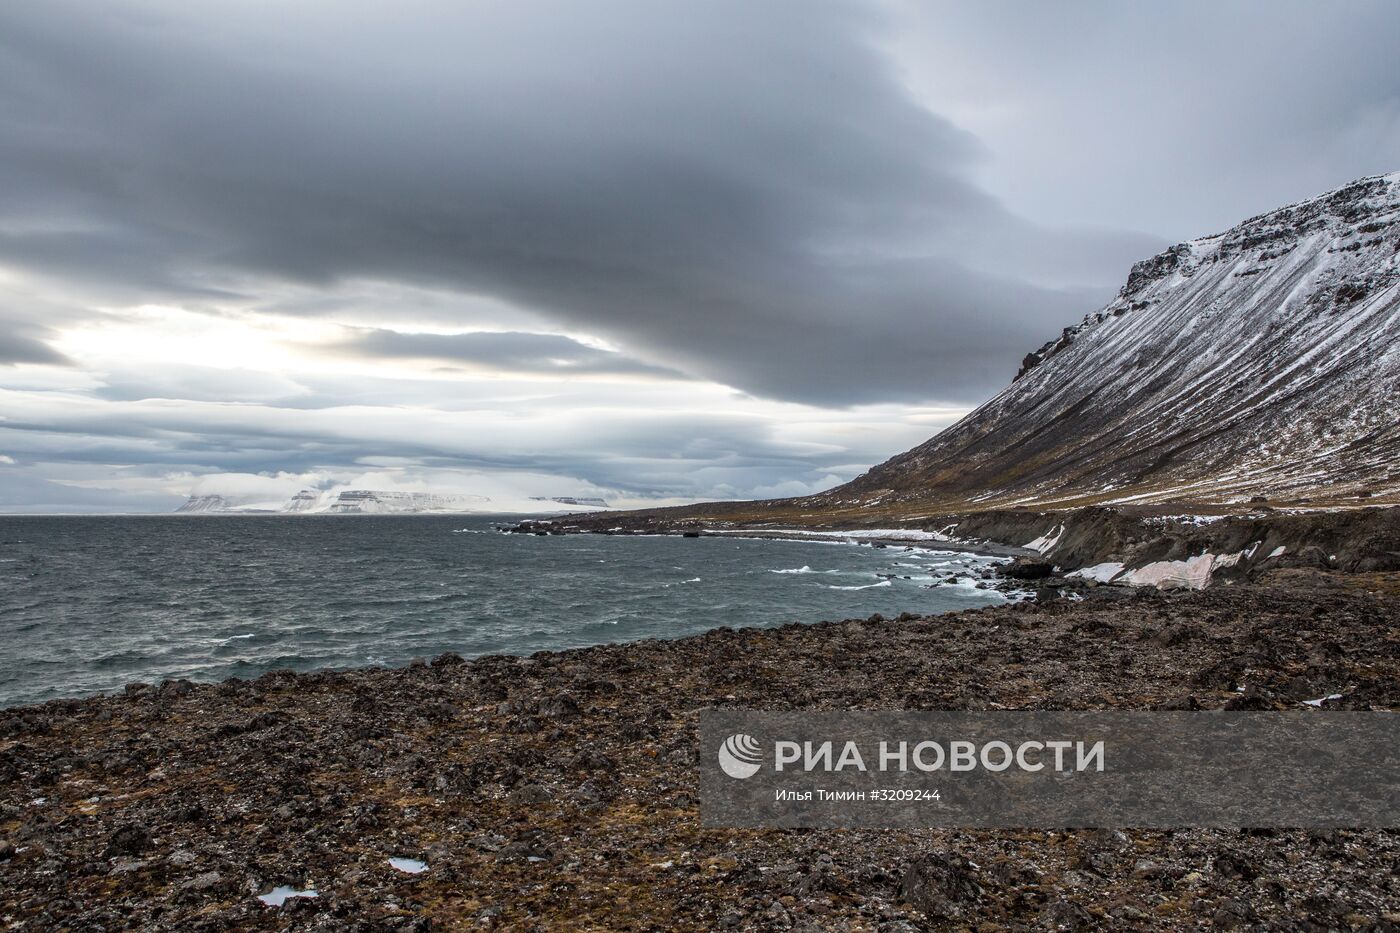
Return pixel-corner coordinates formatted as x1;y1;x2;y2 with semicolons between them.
175;489;610;514
828;172;1400;510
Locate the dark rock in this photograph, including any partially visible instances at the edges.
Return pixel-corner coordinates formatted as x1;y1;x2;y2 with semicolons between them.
1004;558;1054;580
1223;684;1278;710
1212;897;1258;930
898;853;982;914
539;692;582;719
509;784;552;805
105;824;152;857
1150;623;1199;648
1039;899;1096;930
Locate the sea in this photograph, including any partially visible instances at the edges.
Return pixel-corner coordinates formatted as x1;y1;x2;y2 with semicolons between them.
0;514;1012;708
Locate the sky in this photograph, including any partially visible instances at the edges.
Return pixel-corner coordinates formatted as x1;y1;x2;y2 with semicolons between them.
1;0;1397;513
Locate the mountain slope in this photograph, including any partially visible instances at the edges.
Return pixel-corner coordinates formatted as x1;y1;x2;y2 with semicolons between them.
812;172;1400;513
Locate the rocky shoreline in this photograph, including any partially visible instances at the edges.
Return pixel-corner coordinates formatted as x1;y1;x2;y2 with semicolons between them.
509;505;1400;591
3;569;1398;930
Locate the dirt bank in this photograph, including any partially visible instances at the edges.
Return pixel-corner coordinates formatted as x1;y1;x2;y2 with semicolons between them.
521;505;1400;585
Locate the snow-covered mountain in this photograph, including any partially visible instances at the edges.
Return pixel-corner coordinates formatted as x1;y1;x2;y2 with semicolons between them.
820;172;1400;511
176;488;611;514
176;489;493;514
319;490;493;513
175;494;249;513
530;496;610;508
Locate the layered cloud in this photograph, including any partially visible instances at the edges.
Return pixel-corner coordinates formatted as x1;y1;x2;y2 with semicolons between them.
328;329;686;380
0;0;1162;405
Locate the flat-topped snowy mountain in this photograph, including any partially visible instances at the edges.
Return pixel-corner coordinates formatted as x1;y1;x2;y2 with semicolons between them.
821;172;1400;511
176;489;493;514
175;489;613;514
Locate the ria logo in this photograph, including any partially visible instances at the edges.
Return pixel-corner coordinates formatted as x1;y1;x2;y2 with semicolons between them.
718;733;763;779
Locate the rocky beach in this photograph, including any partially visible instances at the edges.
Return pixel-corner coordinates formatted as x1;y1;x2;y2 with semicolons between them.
3;566;1398;930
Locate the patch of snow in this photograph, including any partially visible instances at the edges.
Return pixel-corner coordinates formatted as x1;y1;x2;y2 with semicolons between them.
257;887;318;907
838;528;953;542
388;857;428;874
1067;562;1126;583
754;527;957;543
1268;546;1287;558
1301;694;1343;707
1023;524;1065;555
1117;549;1249;590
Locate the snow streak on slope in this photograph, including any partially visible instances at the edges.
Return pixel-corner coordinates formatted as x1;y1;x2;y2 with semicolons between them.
832;173;1400;509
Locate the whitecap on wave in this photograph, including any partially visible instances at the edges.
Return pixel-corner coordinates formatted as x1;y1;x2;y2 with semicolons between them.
825;580;892;591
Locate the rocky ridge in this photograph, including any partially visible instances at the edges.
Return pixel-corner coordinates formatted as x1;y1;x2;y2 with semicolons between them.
832;172;1400;512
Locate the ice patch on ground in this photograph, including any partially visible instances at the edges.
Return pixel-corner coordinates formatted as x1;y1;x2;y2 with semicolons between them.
389;857;428;874
1023;524;1065;555
257;887;318;906
1116;548;1251;590
1302;694;1344;707
1142;515;1229;527
1067;562;1126;583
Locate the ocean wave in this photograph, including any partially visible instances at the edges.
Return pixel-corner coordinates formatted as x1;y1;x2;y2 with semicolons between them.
825;580;892;591
768;565;813;574
222;633;257;642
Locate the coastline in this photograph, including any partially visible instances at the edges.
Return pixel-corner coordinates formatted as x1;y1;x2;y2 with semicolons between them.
514;504;1400;585
3;569;1397;929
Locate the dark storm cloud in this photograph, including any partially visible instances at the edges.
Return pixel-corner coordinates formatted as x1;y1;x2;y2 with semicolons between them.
0;329;66;366
331;329;687;379
0;0;1161;405
895;1;1400;238
0;305;68;365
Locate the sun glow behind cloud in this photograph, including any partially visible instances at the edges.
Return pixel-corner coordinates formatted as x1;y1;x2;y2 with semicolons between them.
4;285;972;512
